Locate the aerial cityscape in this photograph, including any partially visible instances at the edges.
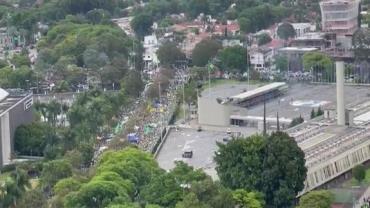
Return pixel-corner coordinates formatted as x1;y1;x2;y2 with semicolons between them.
0;0;370;207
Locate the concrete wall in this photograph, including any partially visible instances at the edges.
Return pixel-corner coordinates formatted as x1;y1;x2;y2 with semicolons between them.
0;95;33;166
8;96;33;152
198;97;231;126
0;112;10;166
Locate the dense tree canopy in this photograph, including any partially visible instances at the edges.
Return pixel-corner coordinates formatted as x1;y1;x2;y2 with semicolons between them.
121;70;145;98
14;122;48;156
233;189;265;208
192;39;222;67
353;164;366;182
215;132;307;207
41;159;73;189
36;20;141;89
40;147;257;208
0;66;35;89
274;55;288;71
157;42;186;66
257;33;272;46
352;28;370;60
131;13;154;38
218;46;247;73
277;22;296;40
0;168;31;208
297;190;334;208
302;52;333;73
11;54;31;67
238;4;289;33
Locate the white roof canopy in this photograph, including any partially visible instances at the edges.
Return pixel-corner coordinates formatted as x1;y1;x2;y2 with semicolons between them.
0;88;9;102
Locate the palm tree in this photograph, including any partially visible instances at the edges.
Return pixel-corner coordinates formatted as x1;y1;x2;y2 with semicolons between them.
0;168;30;208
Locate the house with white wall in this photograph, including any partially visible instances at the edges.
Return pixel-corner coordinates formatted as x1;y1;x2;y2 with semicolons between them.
143;34;160;70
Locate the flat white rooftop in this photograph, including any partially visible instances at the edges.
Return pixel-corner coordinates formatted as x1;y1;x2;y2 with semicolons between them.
231;82;286;102
354;111;370;124
0;88;8;102
230;115;292;123
295;32;325;40
279;47;319;52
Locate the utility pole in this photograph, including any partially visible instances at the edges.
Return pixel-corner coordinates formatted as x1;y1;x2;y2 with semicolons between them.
263;98;267;136
247;46;250;91
208;63;212;95
182;77;186;123
276;111;280;132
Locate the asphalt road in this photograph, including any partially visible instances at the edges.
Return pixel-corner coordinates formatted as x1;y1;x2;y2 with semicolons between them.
156;127;257;179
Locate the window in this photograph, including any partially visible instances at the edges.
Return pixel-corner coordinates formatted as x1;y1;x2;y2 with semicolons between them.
24;98;33;110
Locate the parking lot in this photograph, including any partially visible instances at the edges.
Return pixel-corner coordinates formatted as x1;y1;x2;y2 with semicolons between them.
156;127;257;178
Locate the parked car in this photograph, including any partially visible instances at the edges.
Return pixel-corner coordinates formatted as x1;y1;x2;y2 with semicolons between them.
182;150;193;158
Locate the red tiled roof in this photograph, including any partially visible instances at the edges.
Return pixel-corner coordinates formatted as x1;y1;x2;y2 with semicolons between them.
214;24;240;33
264;39;284;48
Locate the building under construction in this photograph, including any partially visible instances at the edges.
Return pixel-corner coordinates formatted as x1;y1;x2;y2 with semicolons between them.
320;0;360;48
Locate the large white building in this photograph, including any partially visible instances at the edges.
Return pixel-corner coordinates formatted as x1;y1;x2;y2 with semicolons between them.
0;89;33;167
198;82;290;129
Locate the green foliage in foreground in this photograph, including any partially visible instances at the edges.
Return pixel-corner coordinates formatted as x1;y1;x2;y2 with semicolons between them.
353;164;366;183
297;190;334;208
215;132;307;208
46;147;262;208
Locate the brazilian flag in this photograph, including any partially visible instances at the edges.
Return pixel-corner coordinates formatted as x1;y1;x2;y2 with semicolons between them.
207;63;215;72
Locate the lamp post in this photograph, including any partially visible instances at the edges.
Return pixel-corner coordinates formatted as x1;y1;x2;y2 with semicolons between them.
207;62;214;95
246;46;249;90
182;79;186;123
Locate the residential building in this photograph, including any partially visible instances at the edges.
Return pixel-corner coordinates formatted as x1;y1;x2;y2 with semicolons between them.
222;39;243;47
250;50;265;70
291;23;316;38
249;37;284;71
249;47;274;71
320;0;360;35
292;32;335;50
278;47;319;71
143;34;160;70
320;0;360;48
0;27;26;51
213;21;240;36
0;89;33;167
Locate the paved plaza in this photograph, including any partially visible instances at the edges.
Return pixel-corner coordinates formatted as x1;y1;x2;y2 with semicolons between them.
157;82;370;179
246;83;370;120
203;82;370;120
156;127;257;178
